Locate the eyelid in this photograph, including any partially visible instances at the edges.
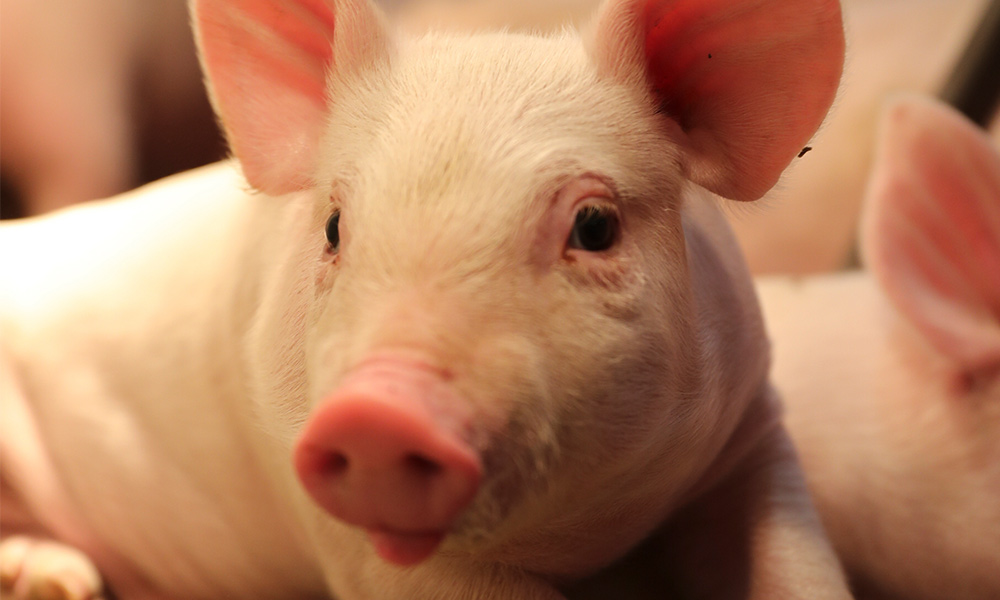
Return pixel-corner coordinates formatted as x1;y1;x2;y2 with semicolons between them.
576;201;617;214
573;197;622;229
568;200;621;252
325;209;342;254
535;175;620;265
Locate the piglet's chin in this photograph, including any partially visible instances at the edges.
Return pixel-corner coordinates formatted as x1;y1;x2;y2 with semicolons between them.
368;529;445;566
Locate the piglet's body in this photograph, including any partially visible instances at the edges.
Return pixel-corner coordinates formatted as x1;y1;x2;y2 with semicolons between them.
1;1;848;598
759;96;1000;600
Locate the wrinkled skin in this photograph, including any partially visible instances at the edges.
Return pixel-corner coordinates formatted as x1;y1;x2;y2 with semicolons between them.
1;1;849;599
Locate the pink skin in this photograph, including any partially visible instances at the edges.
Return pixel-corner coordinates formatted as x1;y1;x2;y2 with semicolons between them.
294;357;482;566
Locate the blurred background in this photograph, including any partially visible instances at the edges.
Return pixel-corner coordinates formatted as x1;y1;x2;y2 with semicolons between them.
1;0;998;275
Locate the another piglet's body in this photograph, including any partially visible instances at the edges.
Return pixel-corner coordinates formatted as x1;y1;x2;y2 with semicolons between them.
759;97;1000;600
760;274;1000;600
1;1;848;599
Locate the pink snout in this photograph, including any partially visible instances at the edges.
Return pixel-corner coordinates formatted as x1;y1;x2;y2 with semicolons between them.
293;359;482;566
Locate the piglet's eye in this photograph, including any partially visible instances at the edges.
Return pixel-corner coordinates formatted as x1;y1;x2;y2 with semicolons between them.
325;210;341;252
568;204;619;252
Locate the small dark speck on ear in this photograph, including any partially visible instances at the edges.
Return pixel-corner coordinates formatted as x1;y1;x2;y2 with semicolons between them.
798;146;813;158
654;90;671;115
707;53;712;59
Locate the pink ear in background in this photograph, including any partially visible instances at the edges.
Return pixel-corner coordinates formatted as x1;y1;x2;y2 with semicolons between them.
192;0;388;194
862;95;1000;375
589;0;844;202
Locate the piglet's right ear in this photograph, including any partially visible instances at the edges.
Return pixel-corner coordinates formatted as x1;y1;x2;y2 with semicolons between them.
588;0;844;202
862;95;1000;376
192;0;390;194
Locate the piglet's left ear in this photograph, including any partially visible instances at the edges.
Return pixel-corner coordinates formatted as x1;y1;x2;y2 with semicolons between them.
588;0;844;201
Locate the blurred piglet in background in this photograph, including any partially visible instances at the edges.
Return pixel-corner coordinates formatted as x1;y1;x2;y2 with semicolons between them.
0;0;851;599
759;95;1000;600
0;0;226;217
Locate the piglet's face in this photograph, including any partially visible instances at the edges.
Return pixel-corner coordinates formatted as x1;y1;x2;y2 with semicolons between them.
299;33;696;566
193;0;843;570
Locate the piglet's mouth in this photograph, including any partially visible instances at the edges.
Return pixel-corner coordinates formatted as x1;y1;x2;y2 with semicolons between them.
367;527;446;566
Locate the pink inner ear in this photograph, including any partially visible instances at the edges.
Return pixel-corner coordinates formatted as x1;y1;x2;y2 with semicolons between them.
863;96;1000;372
230;0;336;99
591;0;844;201
195;0;366;194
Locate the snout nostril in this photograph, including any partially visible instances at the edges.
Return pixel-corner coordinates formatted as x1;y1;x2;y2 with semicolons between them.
316;451;444;480
405;453;443;478
321;452;350;477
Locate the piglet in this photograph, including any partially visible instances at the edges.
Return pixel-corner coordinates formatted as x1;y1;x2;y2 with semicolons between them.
758;95;1000;599
0;0;849;598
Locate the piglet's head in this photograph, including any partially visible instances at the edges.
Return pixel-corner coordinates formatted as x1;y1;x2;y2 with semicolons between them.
192;0;843;571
